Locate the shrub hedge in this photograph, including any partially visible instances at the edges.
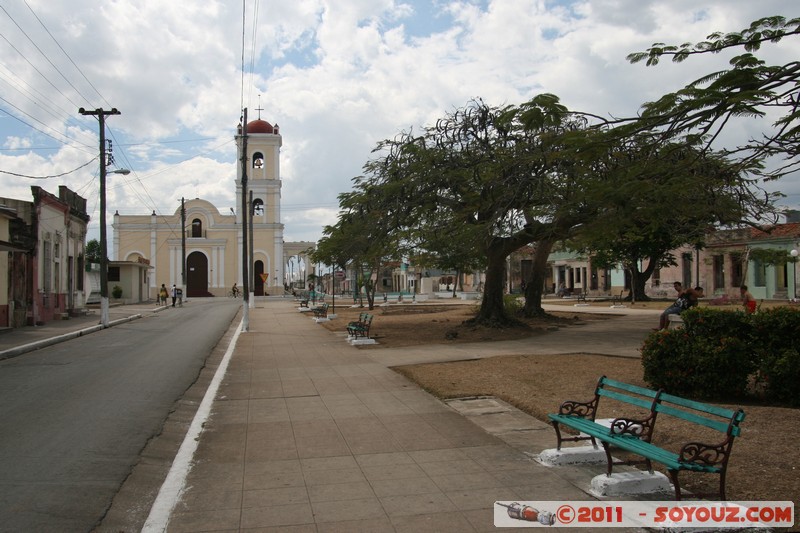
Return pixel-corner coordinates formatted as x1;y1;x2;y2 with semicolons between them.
640;306;800;406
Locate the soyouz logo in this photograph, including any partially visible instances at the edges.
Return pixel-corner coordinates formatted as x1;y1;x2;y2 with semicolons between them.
494;501;794;528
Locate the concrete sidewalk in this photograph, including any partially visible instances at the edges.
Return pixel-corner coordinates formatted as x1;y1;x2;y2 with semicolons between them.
154;300;655;532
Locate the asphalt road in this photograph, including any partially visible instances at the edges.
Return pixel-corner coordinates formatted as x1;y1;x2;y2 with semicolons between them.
0;298;241;533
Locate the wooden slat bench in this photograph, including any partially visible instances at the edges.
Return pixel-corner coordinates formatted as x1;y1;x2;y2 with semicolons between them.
312;303;329;318
548;376;745;500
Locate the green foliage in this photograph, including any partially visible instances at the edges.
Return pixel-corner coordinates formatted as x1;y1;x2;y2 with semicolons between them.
626;15;800;182
112;285;123;299
748;247;797;266
680;307;751;338
567;137;754;301
748;307;800;405
627;17;800;65
504;294;523;316
641;306;800;405
85;239;102;264
642;332;753;400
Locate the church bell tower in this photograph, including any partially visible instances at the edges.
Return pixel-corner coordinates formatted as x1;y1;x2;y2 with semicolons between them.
235;109;284;293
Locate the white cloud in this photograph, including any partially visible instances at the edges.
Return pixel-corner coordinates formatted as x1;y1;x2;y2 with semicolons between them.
1;0;798;247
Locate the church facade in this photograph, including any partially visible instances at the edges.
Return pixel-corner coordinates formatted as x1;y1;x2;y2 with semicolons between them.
113;116;314;299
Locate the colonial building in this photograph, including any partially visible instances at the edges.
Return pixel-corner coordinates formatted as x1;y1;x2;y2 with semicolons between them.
509;219;800;301
114;116;314;299
0;186;90;327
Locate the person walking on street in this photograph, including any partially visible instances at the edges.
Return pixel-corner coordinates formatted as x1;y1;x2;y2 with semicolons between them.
159;284;168;306
171;284;177;307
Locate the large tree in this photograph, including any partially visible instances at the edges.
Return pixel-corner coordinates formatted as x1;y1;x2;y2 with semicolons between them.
568;136;772;300
313;185;404;310
357;95;603;324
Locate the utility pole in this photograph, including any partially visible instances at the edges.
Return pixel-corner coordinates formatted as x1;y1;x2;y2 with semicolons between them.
240;108;250;331
181;197;186;301
249;190;254;305
80;107;120;328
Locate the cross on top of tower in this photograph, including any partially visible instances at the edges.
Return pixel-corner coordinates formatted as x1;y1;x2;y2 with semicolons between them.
256;94;264;120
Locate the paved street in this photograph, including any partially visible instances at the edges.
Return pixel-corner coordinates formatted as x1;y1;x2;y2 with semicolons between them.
0;298;240;533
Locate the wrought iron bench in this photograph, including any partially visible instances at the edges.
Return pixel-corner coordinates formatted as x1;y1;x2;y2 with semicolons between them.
548;375;745;500
346;313;373;339
312;303;329;318
347;312;369;329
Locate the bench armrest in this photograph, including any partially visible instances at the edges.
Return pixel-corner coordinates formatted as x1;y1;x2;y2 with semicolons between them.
557;396;599;419
609;414;656;442
679;437;733;467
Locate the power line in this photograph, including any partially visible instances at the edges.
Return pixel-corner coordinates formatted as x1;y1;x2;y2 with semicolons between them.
0;100;94;153
0;62;77;127
0;4;93;106
0;4;112;155
0;157;98;179
22;0;111;108
247;0;260;109
0;23;82;110
240;0;246;113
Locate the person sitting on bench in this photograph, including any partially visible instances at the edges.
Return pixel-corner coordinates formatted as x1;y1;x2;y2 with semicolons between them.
658;285;703;330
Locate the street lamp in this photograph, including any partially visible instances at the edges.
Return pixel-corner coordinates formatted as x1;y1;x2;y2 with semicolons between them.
791;249;798;302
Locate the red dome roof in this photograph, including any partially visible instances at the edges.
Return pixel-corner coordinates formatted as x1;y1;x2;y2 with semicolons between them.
247;119;273;134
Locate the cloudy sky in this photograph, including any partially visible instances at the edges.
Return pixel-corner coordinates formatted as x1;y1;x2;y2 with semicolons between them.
1;0;797;251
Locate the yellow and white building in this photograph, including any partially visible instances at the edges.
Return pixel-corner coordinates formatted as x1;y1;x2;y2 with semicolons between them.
114;117;313;298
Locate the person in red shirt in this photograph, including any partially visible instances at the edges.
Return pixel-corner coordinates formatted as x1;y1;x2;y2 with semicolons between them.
740;285;756;314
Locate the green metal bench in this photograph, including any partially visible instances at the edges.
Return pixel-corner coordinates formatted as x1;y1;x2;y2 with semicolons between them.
346;313;373;339
548;376;745;500
347;312;369;329
312;303;329;318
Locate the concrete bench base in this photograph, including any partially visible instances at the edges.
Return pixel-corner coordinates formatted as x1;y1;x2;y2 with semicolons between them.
590;470;671;497
537;445;606;466
348;337;377;345
668;314;684;329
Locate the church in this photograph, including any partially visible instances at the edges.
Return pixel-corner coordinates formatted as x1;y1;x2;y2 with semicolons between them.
113;115;314;299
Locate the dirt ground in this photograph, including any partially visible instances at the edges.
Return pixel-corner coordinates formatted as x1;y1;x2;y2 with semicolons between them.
321;301;799;521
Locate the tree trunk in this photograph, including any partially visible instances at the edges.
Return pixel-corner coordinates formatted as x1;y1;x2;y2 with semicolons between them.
628;258;657;302
474;247;510;325
451;269;461;298
630;268;646;302
522;239;555;317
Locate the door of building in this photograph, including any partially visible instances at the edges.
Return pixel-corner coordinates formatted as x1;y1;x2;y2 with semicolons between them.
254;260;264;296
186;251;209;297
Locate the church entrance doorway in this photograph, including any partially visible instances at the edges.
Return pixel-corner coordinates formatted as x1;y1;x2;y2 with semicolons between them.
187;252;210;297
254;260;265;296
